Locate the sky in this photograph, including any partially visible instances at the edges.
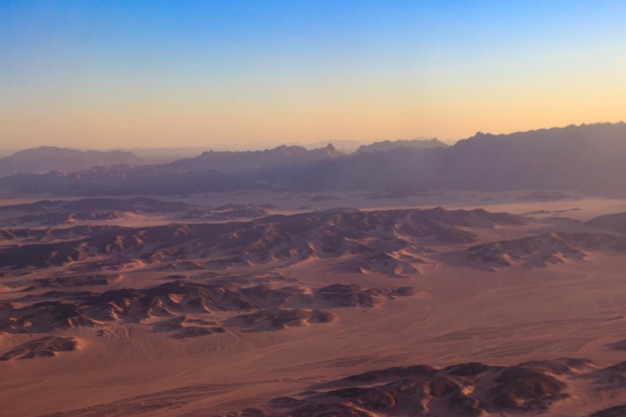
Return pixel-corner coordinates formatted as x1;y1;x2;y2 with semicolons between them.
1;0;626;151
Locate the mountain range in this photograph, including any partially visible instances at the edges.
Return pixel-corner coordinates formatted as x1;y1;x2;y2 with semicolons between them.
1;123;625;195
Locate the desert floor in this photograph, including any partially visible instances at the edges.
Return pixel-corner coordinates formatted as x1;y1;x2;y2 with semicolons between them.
2;191;626;416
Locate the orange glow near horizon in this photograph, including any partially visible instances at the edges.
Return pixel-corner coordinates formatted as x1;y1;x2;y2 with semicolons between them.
2;2;625;150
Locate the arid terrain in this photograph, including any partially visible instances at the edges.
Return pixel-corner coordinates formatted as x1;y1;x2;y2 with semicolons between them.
5;0;626;412
2;190;626;416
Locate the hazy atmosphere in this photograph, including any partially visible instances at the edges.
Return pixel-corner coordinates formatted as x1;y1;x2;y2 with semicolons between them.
4;3;626;417
2;0;626;150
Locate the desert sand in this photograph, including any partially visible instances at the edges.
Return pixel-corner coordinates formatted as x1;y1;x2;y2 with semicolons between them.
2;192;626;416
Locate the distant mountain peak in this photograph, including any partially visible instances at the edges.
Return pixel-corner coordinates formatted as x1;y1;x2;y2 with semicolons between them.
355;138;448;153
164;143;342;174
0;147;140;177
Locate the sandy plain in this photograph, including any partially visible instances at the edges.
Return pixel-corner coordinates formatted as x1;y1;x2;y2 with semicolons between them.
2;191;626;416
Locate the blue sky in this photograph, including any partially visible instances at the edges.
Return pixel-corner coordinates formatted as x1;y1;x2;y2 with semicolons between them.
1;1;625;150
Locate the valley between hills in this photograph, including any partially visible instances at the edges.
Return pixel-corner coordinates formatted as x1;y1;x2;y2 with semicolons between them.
2;190;626;416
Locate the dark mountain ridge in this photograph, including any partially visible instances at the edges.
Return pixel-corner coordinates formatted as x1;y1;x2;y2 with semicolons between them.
262;122;626;193
354;137;448;153
1;122;625;195
163;143;342;174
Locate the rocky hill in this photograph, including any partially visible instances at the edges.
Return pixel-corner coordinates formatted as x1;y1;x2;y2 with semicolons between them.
0;146;140;177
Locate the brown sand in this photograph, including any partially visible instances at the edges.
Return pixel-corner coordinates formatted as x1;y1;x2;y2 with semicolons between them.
2;193;626;416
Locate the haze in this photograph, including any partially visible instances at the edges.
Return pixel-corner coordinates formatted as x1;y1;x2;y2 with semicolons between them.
5;3;626;417
2;0;626;150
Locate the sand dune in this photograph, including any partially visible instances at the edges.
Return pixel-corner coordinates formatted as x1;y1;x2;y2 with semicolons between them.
228;308;337;331
0;206;529;277
585;211;626;234
592;405;626;417
0;279;414;338
3;198;626;416
0;336;79;360
468;232;626;268
207;358;608;417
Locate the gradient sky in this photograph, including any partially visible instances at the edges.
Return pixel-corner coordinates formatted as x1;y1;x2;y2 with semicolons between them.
1;1;626;150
